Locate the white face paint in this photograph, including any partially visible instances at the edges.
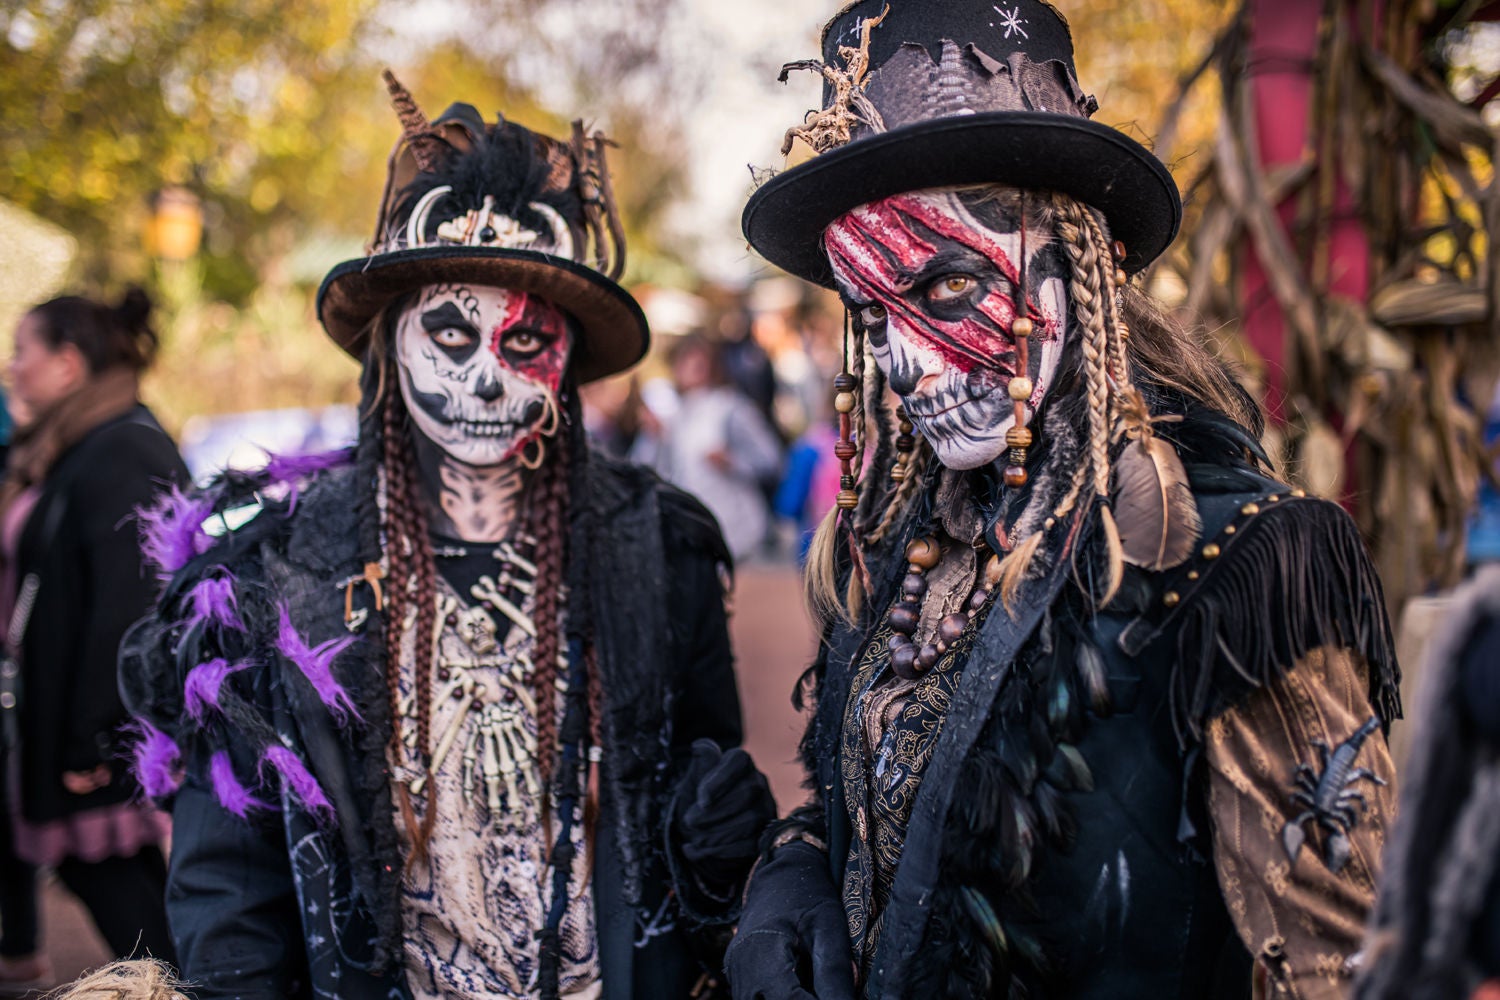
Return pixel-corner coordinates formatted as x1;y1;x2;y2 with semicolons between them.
824;188;1070;471
394;283;572;469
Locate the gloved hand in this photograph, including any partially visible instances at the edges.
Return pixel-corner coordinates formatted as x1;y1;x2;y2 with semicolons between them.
675;739;777;888
724;840;856;1000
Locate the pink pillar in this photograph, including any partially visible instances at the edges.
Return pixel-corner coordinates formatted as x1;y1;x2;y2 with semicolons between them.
1242;0;1372;425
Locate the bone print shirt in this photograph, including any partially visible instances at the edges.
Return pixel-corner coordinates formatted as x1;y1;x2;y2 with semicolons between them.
390;574;600;1000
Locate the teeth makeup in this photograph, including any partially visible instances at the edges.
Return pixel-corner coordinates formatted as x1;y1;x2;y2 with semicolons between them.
395;283;571;469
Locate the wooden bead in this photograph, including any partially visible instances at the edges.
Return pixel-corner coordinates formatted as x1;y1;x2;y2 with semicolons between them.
1112;240;1127;261
896;433;916;451
938;613;968;644
917;644;940;671
890;464;907;483
888;632;913;652
891;644;920;680
834;441;857;461
887;604;920;634
906;536;941;570
1004;465;1028;488
969;589;990;611
834;373;858;392
1005;426;1033;448
901;573;928;598
1008;377;1034;401
1114;268;1128;288
834;391;856;414
837;490;859;509
1011;315;1034;338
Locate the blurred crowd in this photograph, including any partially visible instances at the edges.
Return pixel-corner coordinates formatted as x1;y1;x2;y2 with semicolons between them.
581;278;847;564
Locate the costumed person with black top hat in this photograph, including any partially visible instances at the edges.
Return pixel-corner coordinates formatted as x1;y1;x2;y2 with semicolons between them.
724;3;1399;998
119;74;775;1000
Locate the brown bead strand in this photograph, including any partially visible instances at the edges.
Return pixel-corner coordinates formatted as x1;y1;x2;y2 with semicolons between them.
886;537;1003;681
833;368;859;510
1004;200;1035;489
890;406;916;483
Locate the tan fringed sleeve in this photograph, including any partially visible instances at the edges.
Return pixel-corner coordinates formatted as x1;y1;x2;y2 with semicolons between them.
1204;647;1398;1000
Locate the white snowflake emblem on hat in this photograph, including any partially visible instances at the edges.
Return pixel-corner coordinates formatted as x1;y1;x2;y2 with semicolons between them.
995;5;1029;39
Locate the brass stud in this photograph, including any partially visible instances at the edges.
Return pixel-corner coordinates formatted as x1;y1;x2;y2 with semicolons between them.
1225;525;1237;535
1164;591;1181;608
1290;488;1306;498
1241;502;1261;516
1187;571;1200;581
1267;495;1280;503
1202;543;1221;560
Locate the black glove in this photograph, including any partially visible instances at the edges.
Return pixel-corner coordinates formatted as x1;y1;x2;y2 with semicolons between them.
675;739;777;888
724;840;857;1000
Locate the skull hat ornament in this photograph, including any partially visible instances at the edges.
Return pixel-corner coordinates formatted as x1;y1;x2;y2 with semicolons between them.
742;0;1182;287
318;71;647;385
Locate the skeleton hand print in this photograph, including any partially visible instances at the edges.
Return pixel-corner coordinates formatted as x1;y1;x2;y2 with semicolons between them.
825;187;1070;470
395;283;573;469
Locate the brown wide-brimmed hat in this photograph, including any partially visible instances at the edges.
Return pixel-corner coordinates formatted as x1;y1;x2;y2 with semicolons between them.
743;0;1182;286
317;72;647;384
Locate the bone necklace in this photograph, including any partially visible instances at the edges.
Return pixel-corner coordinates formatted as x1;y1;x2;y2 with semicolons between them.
400;547;561;821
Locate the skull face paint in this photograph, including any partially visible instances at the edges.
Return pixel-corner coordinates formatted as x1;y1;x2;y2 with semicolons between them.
394;283;572;469
825;188;1070;471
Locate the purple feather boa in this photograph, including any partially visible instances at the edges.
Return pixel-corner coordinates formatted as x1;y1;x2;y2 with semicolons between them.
210;750;268;818
186;573;241;632
261;745;332;815
264;447;353;513
274;605;359;725
127;719;182;798
138;486;214;580
183;658;248;723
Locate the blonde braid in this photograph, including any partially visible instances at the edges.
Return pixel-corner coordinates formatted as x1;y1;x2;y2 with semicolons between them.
1078;205;1132;392
865;436;929;545
1057;200;1113;499
1057;196;1125;605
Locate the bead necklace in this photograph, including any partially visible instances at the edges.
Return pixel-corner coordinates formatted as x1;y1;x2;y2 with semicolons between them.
887;536;1002;681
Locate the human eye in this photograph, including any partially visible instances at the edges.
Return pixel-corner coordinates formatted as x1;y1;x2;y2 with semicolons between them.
432;327;474;349
504;329;546;354
926;274;979;304
857;303;888;327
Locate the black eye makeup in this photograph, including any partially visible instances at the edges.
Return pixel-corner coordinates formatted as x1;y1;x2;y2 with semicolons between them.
420;302;481;361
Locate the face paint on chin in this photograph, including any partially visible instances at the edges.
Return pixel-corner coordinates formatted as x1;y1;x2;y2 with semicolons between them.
394;283;572;468
825;188;1070;471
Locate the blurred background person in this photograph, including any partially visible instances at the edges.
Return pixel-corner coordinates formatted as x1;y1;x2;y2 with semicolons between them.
0;289;184;971
638;333;781;561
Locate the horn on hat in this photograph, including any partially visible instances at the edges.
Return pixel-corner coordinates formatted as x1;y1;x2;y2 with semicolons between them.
382;69;446;173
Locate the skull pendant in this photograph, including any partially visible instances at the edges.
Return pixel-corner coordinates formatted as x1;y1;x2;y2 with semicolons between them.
457;605;499;654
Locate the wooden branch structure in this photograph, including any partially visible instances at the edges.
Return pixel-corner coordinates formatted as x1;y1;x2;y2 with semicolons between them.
1154;0;1500;611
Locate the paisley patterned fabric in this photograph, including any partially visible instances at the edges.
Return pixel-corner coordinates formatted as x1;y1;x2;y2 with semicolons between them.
394;576;600;999
839;552;992;983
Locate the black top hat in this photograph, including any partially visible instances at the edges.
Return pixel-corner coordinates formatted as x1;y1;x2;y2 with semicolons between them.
742;0;1182;287
317;72;647;384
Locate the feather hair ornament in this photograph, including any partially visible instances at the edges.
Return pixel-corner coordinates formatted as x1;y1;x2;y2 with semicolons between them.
1110;388;1202;571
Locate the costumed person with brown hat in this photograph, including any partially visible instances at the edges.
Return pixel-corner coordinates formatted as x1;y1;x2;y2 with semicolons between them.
119;74;775;1000
724;3;1399;998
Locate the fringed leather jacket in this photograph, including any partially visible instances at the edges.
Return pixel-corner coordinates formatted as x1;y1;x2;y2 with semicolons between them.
120;453;746;1000
792;407;1401;1000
